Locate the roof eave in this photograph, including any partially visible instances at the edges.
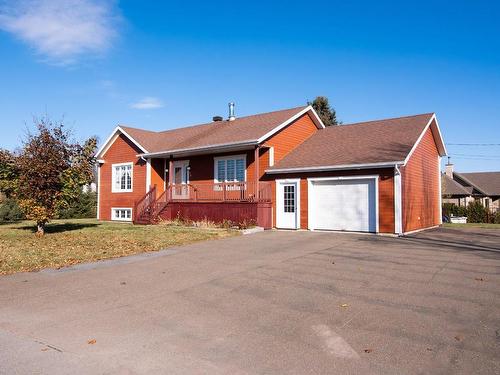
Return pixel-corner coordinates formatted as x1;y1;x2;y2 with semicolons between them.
138;140;259;158
265;161;404;174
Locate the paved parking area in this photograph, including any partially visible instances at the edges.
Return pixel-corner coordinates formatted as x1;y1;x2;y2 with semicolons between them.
1;227;499;374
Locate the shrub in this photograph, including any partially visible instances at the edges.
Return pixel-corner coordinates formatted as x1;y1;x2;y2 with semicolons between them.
493;211;500;224
0;198;25;222
442;203;467;217
57;191;97;219
466;201;488;223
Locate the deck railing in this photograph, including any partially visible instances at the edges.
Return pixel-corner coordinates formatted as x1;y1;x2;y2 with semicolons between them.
158;181;272;203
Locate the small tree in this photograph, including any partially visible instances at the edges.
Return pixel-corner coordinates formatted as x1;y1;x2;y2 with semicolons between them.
308;96;340;126
15;118;97;235
0;149;19;198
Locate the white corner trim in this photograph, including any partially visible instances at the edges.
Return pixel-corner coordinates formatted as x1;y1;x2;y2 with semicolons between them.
96;126;149;158
306;175;379;233
256;106;324;144
146;158;151;192
96;165;101;220
394;165;403;235
111;162;133;193
269;147;274;167
276;178;301;229
438;156;443;225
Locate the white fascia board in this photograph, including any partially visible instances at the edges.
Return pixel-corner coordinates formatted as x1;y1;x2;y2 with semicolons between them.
431;115;447;156
403;114;447;166
95;126;149;158
265;161;403;174
256;106;324;144
138;140;257;158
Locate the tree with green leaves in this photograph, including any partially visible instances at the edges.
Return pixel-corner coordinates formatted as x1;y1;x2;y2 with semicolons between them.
13;118;97;235
308;96;340;126
0;148;19;198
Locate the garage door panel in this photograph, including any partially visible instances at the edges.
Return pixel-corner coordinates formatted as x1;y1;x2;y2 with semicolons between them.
311;179;376;232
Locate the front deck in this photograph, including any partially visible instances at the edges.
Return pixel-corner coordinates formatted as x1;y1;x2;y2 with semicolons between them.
134;182;273;228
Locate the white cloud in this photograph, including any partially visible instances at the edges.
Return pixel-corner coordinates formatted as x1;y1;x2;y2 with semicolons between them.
0;0;120;65
130;97;164;110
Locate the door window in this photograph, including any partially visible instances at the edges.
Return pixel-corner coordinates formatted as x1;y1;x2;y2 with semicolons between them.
283;185;295;213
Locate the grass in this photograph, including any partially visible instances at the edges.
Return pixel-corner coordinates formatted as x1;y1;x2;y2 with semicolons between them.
0;219;238;275
444;222;500;229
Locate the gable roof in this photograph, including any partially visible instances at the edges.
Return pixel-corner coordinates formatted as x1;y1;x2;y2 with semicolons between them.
267;113;446;173
442;173;473;196
454;172;500;197
96;106;324;158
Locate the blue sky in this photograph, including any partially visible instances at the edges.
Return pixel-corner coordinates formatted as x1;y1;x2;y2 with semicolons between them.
0;0;499;171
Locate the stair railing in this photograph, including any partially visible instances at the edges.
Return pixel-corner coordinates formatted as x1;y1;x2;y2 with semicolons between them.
133;185;157;223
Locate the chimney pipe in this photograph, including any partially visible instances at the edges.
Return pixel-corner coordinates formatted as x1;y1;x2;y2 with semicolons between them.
445;157;454;178
228;102;236;121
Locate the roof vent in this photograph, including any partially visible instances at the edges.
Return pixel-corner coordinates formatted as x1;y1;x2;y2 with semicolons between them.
228;102;236;121
213;115;223;122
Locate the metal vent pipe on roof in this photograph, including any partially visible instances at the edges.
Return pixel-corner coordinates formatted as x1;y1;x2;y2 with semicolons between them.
228;102;236;121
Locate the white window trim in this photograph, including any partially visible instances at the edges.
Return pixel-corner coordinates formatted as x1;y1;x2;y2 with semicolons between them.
276;178;301;229
111;207;133;222
111;162;133;193
307;176;379;233
213;154;247;183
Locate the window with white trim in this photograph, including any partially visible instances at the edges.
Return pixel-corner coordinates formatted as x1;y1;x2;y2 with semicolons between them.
214;156;246;183
111;208;132;221
112;163;133;192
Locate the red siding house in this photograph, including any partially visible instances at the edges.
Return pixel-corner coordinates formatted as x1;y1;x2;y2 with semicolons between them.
95;104;447;235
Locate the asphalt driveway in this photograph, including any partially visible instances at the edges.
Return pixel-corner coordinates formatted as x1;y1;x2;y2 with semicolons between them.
1;227;499;374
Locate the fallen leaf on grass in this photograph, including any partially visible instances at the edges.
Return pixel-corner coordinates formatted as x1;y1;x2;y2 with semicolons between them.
426;348;433;351
87;339;96;345
364;349;373;353
340;303;349;308
120;281;126;285
454;335;462;341
331;261;335;264
474;277;484;282
41;348;49;351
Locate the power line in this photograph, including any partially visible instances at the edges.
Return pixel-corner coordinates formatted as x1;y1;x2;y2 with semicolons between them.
450;153;500;158
446;143;500;146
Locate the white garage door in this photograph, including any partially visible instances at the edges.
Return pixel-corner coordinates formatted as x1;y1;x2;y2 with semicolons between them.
310;178;377;232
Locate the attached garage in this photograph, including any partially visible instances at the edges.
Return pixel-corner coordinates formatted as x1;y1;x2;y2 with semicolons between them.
308;177;378;232
266;113;447;235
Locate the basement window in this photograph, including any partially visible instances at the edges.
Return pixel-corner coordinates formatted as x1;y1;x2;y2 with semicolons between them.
111;208;132;221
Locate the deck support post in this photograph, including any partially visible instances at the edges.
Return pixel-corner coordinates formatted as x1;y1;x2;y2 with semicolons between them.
254;146;260;200
168;157;174;202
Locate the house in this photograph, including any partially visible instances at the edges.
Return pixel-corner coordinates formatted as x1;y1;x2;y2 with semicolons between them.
95;104;447;235
442;162;500;212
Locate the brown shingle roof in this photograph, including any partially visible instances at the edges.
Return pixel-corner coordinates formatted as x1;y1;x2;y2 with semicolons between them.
268;113;435;171
120;106;309;154
455;172;500;196
442;174;473;196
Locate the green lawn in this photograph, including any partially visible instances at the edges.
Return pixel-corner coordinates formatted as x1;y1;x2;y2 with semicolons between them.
0;219;238;275
444;222;500;229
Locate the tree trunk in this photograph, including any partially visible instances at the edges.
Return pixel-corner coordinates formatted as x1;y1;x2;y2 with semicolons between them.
36;223;45;236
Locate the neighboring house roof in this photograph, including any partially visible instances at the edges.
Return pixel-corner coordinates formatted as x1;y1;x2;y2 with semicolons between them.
96;106;324;158
454;172;500;197
267;113;446;173
442;173;473;196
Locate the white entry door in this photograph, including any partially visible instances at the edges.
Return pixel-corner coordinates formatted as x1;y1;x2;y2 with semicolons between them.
276;180;299;229
172;160;189;199
309;178;377;232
